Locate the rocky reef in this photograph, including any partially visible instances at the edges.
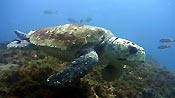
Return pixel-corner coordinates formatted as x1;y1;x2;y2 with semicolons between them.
0;42;175;98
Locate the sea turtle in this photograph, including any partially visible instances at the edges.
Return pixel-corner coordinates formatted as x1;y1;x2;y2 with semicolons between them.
7;24;145;88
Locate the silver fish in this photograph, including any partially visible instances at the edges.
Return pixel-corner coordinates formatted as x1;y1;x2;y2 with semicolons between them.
158;44;173;49
159;38;174;43
43;9;58;15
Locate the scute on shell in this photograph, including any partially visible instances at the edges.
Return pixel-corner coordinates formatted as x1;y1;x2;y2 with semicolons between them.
28;24;113;50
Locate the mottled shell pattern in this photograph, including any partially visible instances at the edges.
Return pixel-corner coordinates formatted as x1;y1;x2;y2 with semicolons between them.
27;24;113;50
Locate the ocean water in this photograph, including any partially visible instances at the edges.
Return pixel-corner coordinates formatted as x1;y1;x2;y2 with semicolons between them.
0;0;175;71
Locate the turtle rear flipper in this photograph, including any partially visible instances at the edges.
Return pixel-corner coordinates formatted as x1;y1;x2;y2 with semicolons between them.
7;40;31;49
7;30;31;49
46;49;98;88
15;30;29;41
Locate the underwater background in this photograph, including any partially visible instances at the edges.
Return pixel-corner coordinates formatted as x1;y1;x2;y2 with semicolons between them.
1;0;175;71
1;0;175;98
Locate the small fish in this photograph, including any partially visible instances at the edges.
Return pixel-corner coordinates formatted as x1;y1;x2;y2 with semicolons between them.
67;17;93;24
43;9;58;15
159;38;175;43
67;18;79;23
158;44;173;49
84;17;92;23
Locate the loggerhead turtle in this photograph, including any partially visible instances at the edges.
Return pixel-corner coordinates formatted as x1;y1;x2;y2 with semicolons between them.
7;24;145;88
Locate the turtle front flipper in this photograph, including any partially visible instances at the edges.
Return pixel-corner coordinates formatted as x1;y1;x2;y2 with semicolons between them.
46;49;98;88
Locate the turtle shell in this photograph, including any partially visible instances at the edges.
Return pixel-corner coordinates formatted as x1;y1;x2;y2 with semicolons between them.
27;24;113;51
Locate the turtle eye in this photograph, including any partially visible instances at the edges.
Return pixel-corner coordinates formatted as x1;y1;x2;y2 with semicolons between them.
128;45;138;54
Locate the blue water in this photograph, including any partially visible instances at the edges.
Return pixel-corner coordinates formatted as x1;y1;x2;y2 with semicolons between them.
1;0;175;70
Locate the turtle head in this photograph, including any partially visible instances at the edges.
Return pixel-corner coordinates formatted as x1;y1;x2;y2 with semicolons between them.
101;37;145;81
105;37;145;65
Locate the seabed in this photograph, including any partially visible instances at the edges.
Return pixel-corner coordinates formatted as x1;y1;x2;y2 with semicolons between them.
0;41;175;98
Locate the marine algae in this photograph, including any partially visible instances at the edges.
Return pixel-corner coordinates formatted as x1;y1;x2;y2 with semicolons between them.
0;42;175;98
